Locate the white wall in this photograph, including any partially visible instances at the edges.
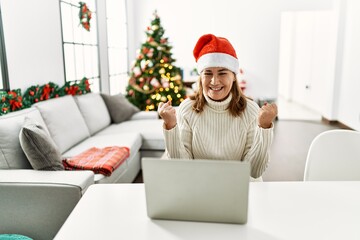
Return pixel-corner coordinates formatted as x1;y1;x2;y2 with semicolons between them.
127;0;333;100
277;0;360;130
278;10;337;119
0;0;65;92
337;0;360;131
278;12;295;101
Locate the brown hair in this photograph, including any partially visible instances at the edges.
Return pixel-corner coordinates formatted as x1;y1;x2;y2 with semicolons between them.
189;74;247;117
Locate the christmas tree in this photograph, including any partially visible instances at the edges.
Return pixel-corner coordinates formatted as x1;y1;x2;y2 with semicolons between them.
126;11;186;111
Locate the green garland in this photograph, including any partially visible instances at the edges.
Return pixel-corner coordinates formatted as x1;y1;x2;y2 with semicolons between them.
0;77;91;116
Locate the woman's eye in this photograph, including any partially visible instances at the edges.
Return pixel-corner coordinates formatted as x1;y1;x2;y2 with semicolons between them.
218;72;228;76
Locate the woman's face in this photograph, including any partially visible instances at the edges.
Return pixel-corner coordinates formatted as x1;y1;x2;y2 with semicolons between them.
201;67;234;101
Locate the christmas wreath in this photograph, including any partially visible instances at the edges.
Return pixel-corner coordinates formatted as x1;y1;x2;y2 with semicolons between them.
79;2;92;31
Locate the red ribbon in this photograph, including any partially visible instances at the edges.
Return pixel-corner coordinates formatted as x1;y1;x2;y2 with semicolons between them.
41;84;51;100
67;85;79;96
9;96;22;111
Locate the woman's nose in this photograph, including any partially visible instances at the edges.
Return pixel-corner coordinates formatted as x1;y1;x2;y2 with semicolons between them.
210;75;219;84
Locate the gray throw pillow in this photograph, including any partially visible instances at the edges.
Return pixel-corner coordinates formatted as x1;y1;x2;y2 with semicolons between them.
19;117;64;170
101;93;140;123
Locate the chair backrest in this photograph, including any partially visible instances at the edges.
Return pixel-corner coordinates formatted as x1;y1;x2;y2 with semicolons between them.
304;129;360;181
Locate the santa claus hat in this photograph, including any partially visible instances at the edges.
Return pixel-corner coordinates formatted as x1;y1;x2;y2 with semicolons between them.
193;34;239;74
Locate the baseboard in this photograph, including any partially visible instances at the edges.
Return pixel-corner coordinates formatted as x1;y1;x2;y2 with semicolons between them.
321;117;353;130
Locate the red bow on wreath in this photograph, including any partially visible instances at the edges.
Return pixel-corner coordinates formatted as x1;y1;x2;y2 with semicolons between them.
67;85;80;96
41;84;52;100
79;2;92;31
8;91;23;111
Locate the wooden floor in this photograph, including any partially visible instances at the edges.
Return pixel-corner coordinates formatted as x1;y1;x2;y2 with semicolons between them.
262;119;347;181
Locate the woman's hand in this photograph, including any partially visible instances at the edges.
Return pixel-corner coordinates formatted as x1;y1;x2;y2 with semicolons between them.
158;100;177;130
258;102;278;129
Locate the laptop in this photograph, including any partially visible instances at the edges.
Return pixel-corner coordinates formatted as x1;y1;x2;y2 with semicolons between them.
141;157;250;224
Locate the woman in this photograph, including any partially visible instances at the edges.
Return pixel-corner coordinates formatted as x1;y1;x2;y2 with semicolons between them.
158;34;277;180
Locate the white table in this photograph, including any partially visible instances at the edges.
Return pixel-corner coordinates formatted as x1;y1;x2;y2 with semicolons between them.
55;182;360;240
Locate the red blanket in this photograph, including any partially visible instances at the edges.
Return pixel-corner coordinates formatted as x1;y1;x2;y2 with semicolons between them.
62;146;130;176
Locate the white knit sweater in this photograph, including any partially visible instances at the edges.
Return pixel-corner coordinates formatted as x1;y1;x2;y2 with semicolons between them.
163;94;274;178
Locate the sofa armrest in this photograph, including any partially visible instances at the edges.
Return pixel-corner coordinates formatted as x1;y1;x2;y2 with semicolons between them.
0;170;94;194
130;111;159;120
0;170;94;240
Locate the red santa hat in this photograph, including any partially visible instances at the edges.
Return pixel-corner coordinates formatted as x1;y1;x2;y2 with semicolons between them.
193;34;239;74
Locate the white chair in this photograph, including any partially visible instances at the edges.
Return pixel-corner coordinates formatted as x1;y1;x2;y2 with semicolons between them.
304;129;360;181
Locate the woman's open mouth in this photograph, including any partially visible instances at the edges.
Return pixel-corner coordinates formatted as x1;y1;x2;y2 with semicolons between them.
210;86;223;91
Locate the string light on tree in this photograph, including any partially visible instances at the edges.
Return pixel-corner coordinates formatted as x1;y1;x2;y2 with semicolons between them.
126;10;186;111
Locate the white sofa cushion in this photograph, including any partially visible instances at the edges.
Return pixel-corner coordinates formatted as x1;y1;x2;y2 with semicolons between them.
34;95;90;154
95;119;165;150
129;111;159;120
74;93;111;135
62;132;142;160
62;132;142;183
0;108;48;169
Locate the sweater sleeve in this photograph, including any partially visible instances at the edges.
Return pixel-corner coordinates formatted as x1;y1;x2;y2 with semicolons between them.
162;103;194;159
243;118;274;178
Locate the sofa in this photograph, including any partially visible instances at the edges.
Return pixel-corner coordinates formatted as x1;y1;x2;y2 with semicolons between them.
0;93;165;240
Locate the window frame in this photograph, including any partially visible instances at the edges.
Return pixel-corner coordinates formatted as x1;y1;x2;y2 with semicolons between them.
59;0;100;92
0;6;9;91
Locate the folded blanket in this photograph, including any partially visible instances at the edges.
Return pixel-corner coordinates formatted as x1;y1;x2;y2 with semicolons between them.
63;146;130;176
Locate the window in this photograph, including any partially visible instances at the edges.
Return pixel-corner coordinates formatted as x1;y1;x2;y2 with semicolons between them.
106;0;128;95
0;6;9;91
60;0;100;92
